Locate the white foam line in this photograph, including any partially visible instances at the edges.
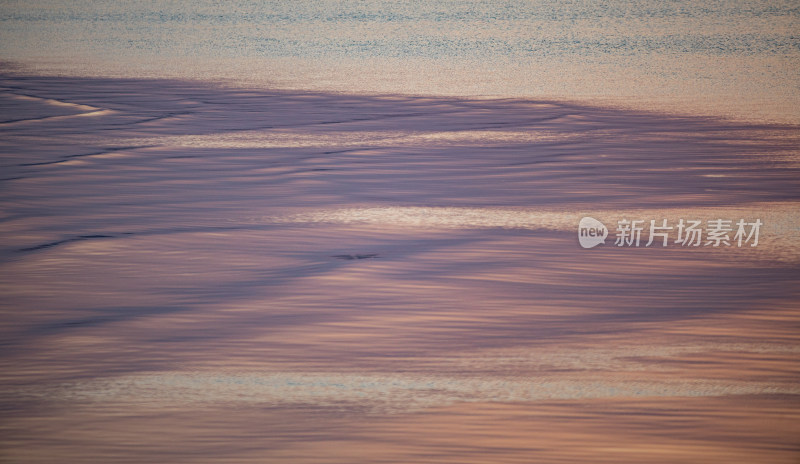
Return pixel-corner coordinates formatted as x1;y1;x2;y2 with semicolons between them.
0;109;117;126
0;93;114;126
8;92;101;112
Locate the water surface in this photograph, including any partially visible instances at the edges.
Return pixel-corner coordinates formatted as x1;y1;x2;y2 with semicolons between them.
1;75;799;462
1;0;799;122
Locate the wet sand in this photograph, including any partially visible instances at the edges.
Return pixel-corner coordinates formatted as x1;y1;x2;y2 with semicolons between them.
1;75;799;462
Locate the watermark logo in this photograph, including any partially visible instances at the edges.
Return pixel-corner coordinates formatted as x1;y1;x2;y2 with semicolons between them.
578;216;608;248
578;217;762;248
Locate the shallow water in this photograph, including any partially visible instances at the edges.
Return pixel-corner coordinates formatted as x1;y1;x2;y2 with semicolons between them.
1;0;799;122
1;75;799;462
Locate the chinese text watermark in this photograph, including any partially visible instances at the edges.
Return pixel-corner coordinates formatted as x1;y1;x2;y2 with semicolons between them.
578;217;762;249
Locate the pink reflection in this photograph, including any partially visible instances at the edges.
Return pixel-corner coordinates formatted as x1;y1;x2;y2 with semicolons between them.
0;75;798;462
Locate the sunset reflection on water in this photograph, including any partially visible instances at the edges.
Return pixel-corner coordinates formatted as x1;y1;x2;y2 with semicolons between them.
1;75;799;462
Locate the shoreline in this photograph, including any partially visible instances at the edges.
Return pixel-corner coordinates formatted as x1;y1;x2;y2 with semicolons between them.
3;61;798;127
